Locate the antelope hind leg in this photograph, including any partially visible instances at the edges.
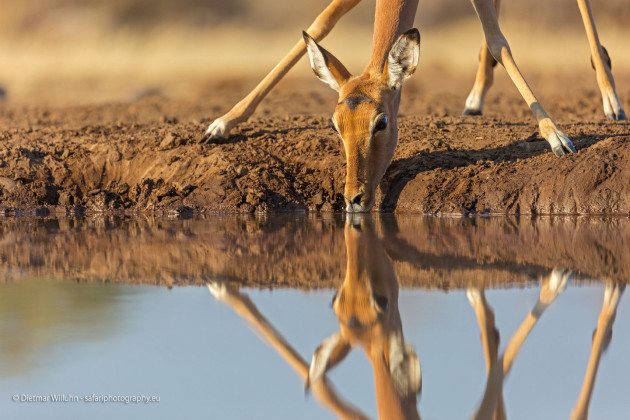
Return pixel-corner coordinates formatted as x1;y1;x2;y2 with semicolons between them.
470;0;576;156
577;0;626;120
463;0;501;116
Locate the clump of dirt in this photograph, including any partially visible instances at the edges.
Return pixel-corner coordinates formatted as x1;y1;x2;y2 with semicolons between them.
0;75;628;215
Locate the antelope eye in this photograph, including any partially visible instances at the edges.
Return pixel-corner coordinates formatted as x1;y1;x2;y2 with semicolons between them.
374;295;389;313
374;115;388;132
330;119;338;133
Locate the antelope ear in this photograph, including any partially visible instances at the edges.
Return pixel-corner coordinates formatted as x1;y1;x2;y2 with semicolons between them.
385;28;421;91
306;331;351;390
389;333;422;398
303;31;352;92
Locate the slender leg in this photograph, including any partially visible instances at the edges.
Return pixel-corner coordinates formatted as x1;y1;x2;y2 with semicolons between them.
576;0;626;120
207;281;370;420
467;288;506;420
470;0;576;156
502;269;570;373
468;269;570;420
571;283;625;420
201;0;362;143
462;0;501;116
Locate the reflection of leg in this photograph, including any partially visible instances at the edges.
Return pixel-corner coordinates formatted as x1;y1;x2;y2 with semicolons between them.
207;281;369;419
503;269;570;373
571;283;625;420
467;289;500;371
470;0;576;156
467;288;505;420
462;0;500;116
201;0;362;143
468;271;569;420
576;0;626;120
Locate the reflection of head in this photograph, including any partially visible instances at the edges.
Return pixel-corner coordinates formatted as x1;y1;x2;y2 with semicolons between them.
307;215;421;419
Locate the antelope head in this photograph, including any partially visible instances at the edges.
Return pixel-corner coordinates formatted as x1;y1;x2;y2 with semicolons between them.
303;29;421;212
307;215;421;419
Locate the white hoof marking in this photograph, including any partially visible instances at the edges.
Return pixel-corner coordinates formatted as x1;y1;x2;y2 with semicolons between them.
602;90;627;121
207;281;227;299
463;92;484;116
548;268;571;295
201;118;230;144
466;288;483;306
544;126;576;156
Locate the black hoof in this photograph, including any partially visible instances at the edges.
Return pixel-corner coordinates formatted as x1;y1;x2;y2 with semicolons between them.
462;108;482;116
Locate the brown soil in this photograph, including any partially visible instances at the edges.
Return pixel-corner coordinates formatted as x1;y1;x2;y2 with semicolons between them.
0;71;629;215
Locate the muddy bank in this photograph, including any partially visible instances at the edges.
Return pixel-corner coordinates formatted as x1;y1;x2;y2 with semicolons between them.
0;75;629;215
1;215;628;288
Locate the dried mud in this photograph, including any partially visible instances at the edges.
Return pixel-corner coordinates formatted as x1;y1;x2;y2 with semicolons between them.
0;73;629;215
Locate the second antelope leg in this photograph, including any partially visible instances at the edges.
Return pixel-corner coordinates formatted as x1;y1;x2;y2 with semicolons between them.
468;269;570;420
462;0;501;116
470;0;576;156
576;0;626;120
201;0;362;143
207;281;369;419
467;288;506;420
502;268;570;373
571;283;625;420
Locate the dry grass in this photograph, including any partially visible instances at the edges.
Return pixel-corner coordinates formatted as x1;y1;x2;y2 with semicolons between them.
0;0;629;104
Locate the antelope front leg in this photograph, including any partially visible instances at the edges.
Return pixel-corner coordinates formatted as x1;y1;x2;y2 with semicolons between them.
201;0;362;143
502;268;570;373
467;270;570;420
207;280;370;420
577;0;626;121
571;283;625;420
470;0;576;156
466;288;506;420
462;0;501;116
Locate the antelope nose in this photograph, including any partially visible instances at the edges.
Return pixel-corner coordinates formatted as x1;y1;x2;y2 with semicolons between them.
347;315;362;329
350;193;364;205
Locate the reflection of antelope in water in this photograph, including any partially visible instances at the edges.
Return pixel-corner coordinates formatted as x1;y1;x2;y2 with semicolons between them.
207;279;370;419
571;282;625;420
467;272;625;420
307;214;421;419
467;269;571;420
207;223;625;419
208;213;421;419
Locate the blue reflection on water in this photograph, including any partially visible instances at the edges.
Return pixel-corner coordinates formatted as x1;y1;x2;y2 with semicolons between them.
0;282;627;419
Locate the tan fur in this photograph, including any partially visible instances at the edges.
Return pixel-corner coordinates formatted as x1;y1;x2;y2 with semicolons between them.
207;216;421;419
576;0;625;120
571;283;624;420
201;0;362;143
206;281;370;419
311;215;421;419
307;29;419;212
204;0;625;205
468;271;623;420
207;261;622;419
335;77;398;212
463;0;501;116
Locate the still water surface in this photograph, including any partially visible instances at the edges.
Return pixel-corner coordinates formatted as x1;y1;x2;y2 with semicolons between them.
0;215;628;419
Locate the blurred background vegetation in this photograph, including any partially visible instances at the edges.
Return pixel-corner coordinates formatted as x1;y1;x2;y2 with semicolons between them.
2;0;629;33
0;0;628;103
